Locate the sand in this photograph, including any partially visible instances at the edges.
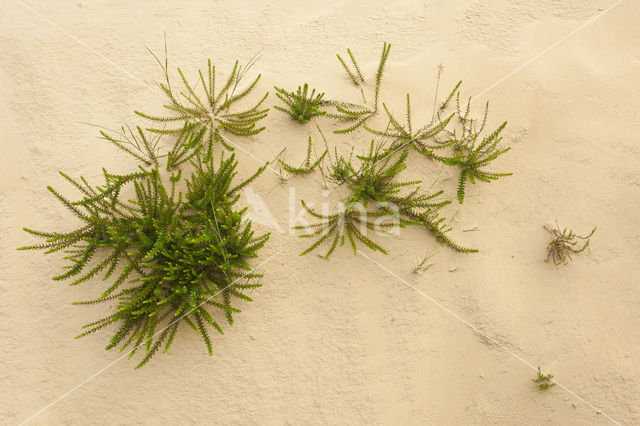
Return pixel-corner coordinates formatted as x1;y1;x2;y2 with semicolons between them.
1;0;639;424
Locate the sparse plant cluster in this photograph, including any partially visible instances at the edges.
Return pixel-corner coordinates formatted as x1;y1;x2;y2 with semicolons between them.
544;222;596;265
272;42;514;258
274;43;512;203
363;81;512;204
20;48;271;367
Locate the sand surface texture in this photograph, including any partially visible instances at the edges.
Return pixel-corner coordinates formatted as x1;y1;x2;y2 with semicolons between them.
2;0;639;424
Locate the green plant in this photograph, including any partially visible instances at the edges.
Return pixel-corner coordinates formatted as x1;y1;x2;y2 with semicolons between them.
445;122;512;204
321;127;356;184
354;142;476;252
366;81;512;204
544;222;596;265
349;142;444;210
21;50;274;368
294;200;394;258
20;137;270;367
336;48;365;86
329;42;391;133
98;124;160;167
447;92;511;203
273;43;392;132
328;150;356;185
274;83;328;124
136;46;269;158
533;367;556;391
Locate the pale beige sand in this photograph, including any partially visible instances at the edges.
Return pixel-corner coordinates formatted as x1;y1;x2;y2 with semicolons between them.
2;1;639;424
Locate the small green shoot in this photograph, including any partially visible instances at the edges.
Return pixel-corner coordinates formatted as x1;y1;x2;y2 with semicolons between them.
533;367;556;391
413;249;436;274
274;83;328;123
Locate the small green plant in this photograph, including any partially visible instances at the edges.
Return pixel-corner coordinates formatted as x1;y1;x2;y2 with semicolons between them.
544;222;596;265
98;124;160;167
326;145;356;185
445;122;512;204
336;48;365;86
273;43;392;132
136;46;269;157
446;92;512;203
274;83;328;124
330;42;391;133
413;249;436;274
533;367;556;391
352;142;476;253
276;136;327;178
